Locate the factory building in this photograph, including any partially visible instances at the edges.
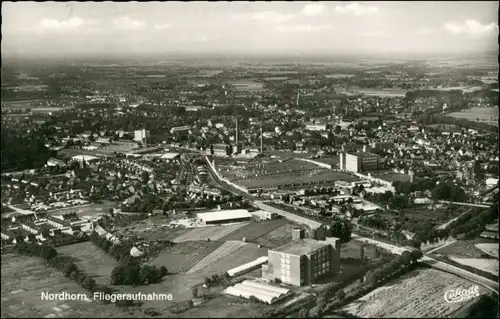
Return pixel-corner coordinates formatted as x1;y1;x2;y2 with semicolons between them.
196;210;252;225
170;126;191;134
262;235;340;287
134;129;150;144
340;152;380;173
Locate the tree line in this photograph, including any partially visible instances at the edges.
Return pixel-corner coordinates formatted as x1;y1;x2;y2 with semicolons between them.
89;231;168;286
1;126;55;171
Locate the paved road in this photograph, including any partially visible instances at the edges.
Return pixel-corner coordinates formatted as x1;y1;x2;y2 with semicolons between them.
438;201;491;208
4;204;34;215
254;201;322;230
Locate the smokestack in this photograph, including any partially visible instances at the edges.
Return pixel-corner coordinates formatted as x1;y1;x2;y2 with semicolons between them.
260;126;263;154
235;117;239;145
296;91;300;108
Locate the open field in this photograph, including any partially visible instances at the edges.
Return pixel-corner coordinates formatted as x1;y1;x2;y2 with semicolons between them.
149;241;224;273
475;243;499;258
435;86;483;92
430;240;493;258
357;88;407;97
187;240;247;273
1;254;138;318
341;268;488;318
449;107;498;126
218;219;289;241
254;222;303;248
228;79;263;91
374;205;470;230
448;257;499;276
336;87;406;97
58;242;117;285
47;201;117;218
189;244;268;276
176;293;273;318
123;226;190;242
172;223;249;243
325;74;356;79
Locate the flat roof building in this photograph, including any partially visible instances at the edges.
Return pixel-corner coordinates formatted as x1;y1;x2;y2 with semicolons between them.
197;209;252;225
340;152;380;173
264;238;340;287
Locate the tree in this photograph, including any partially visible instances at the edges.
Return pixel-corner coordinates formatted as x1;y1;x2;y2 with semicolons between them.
82;277;96;291
473;161;485;183
140;265;154;284
401;251;412;266
409;249;423;263
334;125;341;135
298;308;310;318
40;245;58;260
191;286;199;299
336;289;346;301
111;264;125;285
64;262;78;278
141;171;150;184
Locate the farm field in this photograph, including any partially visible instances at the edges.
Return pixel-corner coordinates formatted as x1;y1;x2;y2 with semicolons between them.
187;240;247;273
449;107;498;125
190;244;268;277
149;240;224;273
435;86;483;92
341;268;488;318
448;257;499;275
228;79;263;91
430;240;492;258
475;243;499;258
58;242;117;285
325;74;356;78
357;88;407;97
176;294;273;318
172;223;249;243
254;222;304;248
218;218;289;242
1;254;138;318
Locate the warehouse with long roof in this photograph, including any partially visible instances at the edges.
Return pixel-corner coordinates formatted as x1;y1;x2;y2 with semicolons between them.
196;209;252;225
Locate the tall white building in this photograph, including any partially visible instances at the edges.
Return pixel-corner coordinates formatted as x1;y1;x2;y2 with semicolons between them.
134;129;150;144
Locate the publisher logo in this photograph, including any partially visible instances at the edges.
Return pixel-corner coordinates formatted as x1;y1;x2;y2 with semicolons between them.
444;285;480;303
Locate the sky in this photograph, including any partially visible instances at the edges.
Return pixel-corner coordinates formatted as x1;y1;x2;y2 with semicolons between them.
2;1;498;58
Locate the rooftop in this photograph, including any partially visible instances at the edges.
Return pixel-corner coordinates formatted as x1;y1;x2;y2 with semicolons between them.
197;209;252;222
271;238;331;256
352;152;379;158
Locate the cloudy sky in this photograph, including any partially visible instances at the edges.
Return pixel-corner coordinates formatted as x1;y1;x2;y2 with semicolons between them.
2;1;498;58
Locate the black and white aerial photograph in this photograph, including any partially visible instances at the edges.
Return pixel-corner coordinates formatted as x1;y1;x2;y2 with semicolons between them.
1;1;499;318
